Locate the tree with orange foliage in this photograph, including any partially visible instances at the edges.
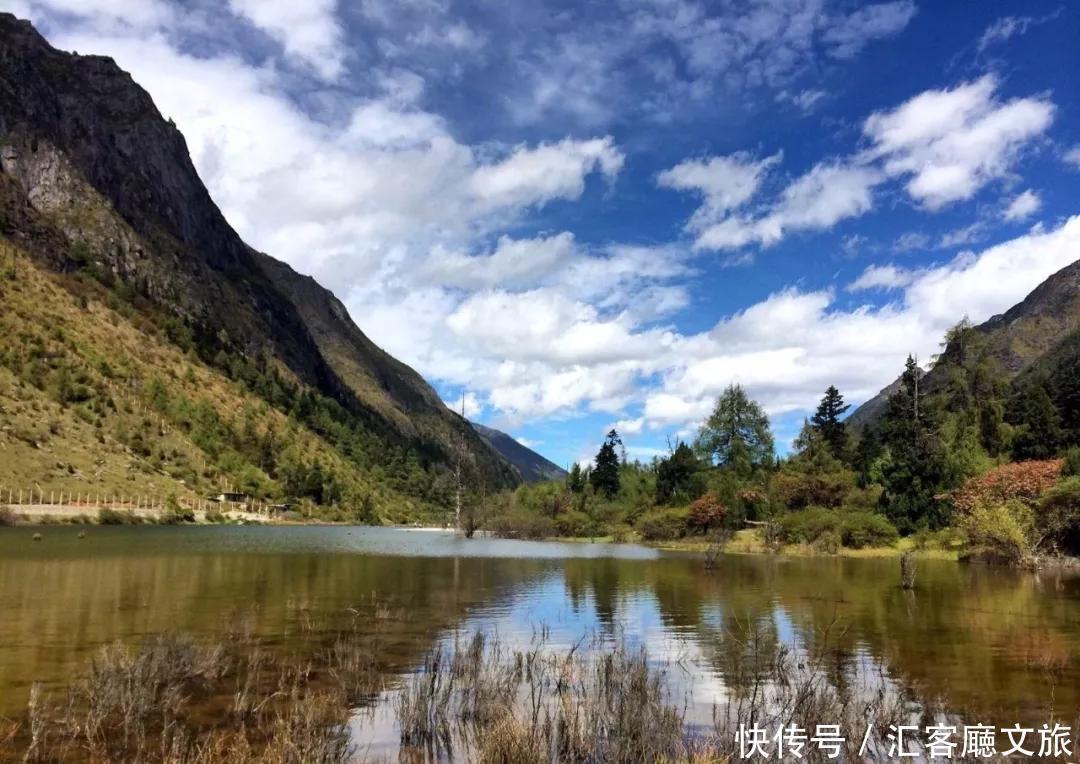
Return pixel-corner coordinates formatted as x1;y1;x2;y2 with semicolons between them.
686;492;726;534
949;459;1063;515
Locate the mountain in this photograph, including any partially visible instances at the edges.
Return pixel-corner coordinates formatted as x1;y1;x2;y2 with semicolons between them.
848;257;1080;431
471;423;567;483
0;14;517;518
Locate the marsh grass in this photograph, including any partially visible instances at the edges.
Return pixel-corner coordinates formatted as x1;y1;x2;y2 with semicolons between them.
7;610;1071;763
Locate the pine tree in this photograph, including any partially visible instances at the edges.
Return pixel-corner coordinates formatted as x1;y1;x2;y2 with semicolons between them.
566;462;585;493
1007;378;1063;460
878;355;952;531
655;442;701;504
695;384;774;475
810;385;850;460
590;430;622;499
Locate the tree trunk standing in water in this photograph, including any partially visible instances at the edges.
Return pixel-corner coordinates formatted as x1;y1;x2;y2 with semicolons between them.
900;551;916;590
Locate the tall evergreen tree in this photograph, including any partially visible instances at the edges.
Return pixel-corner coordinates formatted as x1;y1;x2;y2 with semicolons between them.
590;429;622;499
810;385;850;460
1007;378;1063;460
655;441;701;504
878;355;952;531
566;462;585;493
695;384;774;475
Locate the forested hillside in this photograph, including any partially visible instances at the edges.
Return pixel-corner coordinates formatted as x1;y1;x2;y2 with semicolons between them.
0;14;519;522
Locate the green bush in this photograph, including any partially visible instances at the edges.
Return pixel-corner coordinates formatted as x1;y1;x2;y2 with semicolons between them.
205;508;226;524
160;495;195;524
958;499;1032;564
775;507;898;549
554;510;598;538
488;509;556;540
839;511;899;549
1062;448;1080;477
97;508;140;525
1038;476;1080;555
636;507;689;541
774;507;840;545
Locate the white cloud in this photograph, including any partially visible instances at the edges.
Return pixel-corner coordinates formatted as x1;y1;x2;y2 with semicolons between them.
822;0;917;59
777;88;828;113
20;0;174;28
686;161;880;252
665;75;1054;253
444;390;485;418
1064;145;1080;168
613;417;644;436
641;215;1080;431
893;232;930;252
847;264;916;291
863;75;1054;209
468;138;623;211
1003;189;1041;222
228;0;345;79
419;233;577;291
658;152;781;220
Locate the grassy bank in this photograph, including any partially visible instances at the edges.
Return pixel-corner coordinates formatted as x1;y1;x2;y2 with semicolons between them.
648;527;961;560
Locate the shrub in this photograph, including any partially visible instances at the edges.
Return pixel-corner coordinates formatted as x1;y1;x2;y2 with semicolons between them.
636;507;689;541
686;492;726;534
0;506;17;527
774;507;840;545
487;509;556;540
773;468;856;509
553;510;597;538
839;511;899;549
1037;476;1080;555
98;508;140;525
813;529;841;555
205;508;226;524
160;494;195;524
1062;447;1080;477
957;499;1032;564
950;459;1063;515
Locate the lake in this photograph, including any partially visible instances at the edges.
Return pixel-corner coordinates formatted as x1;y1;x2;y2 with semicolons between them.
1;525;1079;756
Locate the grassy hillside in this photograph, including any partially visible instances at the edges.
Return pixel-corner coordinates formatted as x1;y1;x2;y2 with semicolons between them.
0;237;442;524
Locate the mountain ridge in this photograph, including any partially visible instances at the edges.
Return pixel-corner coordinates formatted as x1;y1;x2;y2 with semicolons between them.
0;13;518;511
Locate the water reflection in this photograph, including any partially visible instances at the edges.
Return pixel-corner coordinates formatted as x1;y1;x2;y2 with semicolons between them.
1;525;1078;734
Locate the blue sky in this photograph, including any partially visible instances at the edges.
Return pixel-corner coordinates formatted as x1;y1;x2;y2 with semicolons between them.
7;0;1080;468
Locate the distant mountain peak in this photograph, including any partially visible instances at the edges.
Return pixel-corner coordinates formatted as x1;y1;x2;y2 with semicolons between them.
471;422;567;483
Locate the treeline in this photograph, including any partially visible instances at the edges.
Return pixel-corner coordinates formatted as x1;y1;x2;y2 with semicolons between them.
480;320;1080;562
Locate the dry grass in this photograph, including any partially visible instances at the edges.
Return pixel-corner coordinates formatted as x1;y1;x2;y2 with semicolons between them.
7;611;1071;762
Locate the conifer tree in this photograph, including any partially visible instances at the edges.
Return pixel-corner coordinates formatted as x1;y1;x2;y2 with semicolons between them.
590;430;622;499
810;385;850;460
695;384;774;475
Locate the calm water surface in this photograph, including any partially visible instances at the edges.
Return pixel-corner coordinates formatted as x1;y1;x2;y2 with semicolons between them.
2;525;1079;743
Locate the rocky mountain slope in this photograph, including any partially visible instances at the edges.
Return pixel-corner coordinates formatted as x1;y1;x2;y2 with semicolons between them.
471;423;567;483
0;14;517;515
848;257;1080;431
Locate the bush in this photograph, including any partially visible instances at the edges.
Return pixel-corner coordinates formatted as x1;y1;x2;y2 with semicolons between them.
205;508;226;524
553;510;598;538
1037;476;1080;555
839;511;899;549
487;509;556;540
0;506;17;527
636;507;689;541
160;495;195;524
774;507;840;545
775;507;898;549
686;493;726;534
813;529;841;555
950;460;1063;515
98;508;140;525
957;499;1032;564
773;468;856;509
1062;448;1080;477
